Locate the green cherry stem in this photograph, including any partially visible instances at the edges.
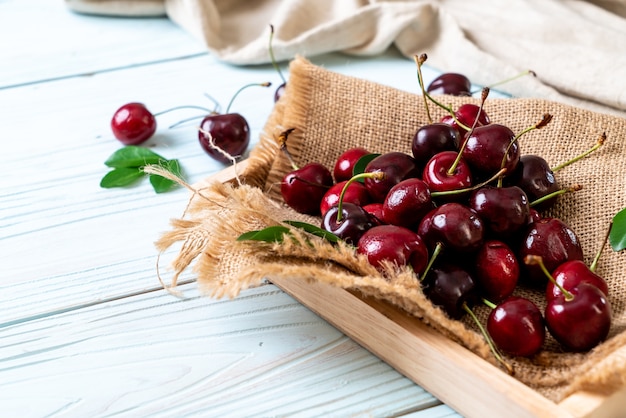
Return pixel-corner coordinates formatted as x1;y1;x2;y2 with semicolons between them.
225;82;272;114
419;242;443;282
268;25;286;84
590;220;613;272
336;171;385;222
524;255;575;301
529;184;582;208
446;87;490;176
431;167;508;198
470;69;536;95
462;302;514;375
414;54;433;124
552;133;606;173
482;298;497;310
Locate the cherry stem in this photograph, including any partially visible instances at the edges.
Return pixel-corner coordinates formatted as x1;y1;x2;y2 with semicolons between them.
446;87;489;176
431;167;507;198
268;25;286;84
462;302;514;375
482;298;497;310
470;69;536;95
414;54;433;124
419;83;473;132
225;82;272;114
552;132;606;173
524;255;574;301
590;220;613;272
336;172;385;223
153;105;214;117
278;128;299;170
419;242;443;282
529;184;582;208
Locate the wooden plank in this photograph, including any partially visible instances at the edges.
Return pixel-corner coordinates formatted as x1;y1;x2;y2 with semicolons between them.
0;283;443;417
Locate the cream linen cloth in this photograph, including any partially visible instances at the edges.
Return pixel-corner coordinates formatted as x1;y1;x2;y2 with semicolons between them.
66;0;626;118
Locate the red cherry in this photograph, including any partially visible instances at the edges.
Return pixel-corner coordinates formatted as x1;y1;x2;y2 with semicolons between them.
198;113;250;164
333;147;371;183
281;163;333;215
427;73;472;97
475;240;519;302
461;124;520;177
545;283;612;352
362;203;385;225
110;102;157;145
546;260;609;302
382;178;433;229
357;225;429;275
422;150;473;202
320;180;370;217
487;296;545;357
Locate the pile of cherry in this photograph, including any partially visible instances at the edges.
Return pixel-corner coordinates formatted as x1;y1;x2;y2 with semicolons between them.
278;70;612;366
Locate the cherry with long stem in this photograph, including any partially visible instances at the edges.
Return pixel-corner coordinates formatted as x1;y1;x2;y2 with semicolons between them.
552;132;606;172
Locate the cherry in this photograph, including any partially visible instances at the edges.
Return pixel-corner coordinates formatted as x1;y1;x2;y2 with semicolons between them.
546;223;611;301
486;296;545;357
382;178;434;229
461;123;520;177
333;147;371;182
418;203;485;254
518;217;584;287
469;185;530;238
506;155;559;212
423;263;477;319
421;150;473;202
357;224;429;275
322;202;374;245
426;73;472;97
545;283;612;352
198;82;271;164
441;104;491;135
474;240;519;302
281;162;333;215
363;152;421;202
411;123;461;167
362;203;385;226
110;102;157;145
320;180;370;217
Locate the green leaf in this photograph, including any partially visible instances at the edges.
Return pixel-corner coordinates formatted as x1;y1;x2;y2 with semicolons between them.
283;220;340;243
149;159;182;193
100;167;145;188
104;146;167;168
610;207;626;251
352;153;380;181
237;226;291;243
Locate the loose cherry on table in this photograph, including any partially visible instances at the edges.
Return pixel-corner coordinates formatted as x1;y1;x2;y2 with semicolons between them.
110;102;157;145
198;82;272;164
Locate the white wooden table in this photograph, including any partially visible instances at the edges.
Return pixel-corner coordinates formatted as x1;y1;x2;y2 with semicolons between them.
1;1;469;416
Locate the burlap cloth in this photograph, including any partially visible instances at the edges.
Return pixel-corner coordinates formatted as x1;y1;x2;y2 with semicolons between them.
155;56;626;403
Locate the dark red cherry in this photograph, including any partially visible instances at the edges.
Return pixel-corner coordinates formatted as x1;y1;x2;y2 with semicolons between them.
545;283;611;352
469;185;530;238
424;264;477;319
363;152;421;202
357;224;429;275
422;151;473;202
320;180;370;217
462;124;520;177
274;82;286;102
333;147;371;182
506;155;559;211
475;240;519;302
441;104;490;135
111;102;157;145
546;260;609;302
382;178;434;229
427;73;472;97
487;296;545;357
420;203;484;253
411;123;460;166
518;217;584;287
198;113;250;164
322;202;374;245
281;162;333;215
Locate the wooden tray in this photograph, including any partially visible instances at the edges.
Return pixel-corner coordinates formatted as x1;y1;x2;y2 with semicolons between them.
211;163;626;418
